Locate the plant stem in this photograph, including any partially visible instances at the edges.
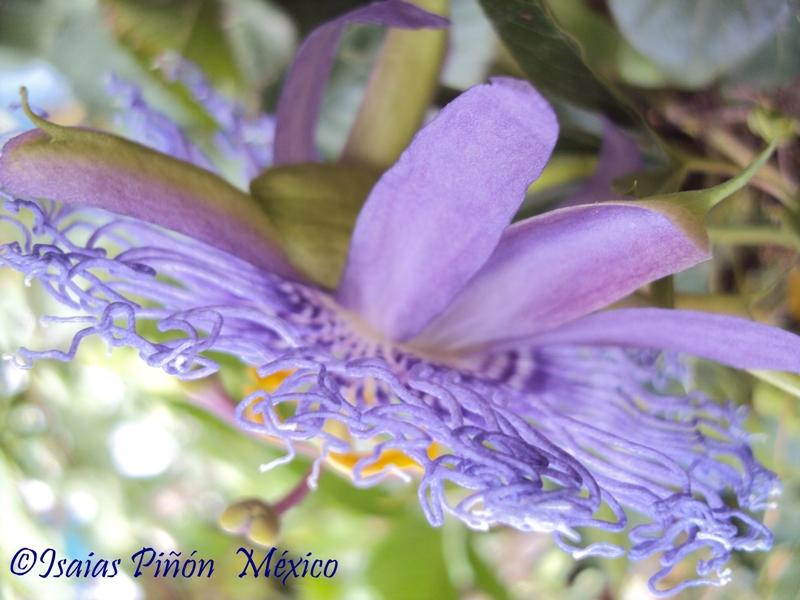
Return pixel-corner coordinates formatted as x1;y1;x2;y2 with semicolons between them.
707;225;800;249
273;468;313;516
683;158;793;206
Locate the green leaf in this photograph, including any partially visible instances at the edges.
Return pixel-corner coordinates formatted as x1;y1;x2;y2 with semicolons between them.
313;469;409;516
608;0;791;88
316;27;386;159
529;154;598;193
222;0;295;93
477;0;639;126
440;0;497;89
341;0;448;170
250;163;380;289
726;10;800;88
367;511;459;600
707;225;800;249
100;0;243;97
0;0;74;53
465;534;514;600
545;0;669;88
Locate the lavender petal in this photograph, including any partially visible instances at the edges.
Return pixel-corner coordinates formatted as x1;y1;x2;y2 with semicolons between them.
523;307;800;373
337;77;558;341
414;204;707;350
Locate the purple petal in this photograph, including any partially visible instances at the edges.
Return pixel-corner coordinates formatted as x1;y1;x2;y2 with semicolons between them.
273;0;448;165
413;204;707;350
0;127;297;279
336;77;558;341
525;308;800;373
563;119;641;207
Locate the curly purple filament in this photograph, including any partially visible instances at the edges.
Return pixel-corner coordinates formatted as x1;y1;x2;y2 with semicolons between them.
0;190;778;595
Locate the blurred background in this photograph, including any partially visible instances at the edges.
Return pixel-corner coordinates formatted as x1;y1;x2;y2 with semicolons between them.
1;0;799;598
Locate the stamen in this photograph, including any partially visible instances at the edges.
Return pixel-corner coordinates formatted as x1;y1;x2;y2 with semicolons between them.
0;179;777;597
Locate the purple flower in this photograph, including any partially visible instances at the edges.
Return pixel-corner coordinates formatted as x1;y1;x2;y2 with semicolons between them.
0;1;798;595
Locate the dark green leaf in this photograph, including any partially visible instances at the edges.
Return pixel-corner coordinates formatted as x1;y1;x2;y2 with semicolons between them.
477;0;639;126
0;0;74;52
271;0;371;36
545;0;669;88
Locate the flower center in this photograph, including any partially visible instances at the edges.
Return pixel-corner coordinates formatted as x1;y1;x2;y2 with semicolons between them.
280;283;537;390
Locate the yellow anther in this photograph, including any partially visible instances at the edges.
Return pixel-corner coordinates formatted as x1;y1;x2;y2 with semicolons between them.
248;371;446;481
327;443;443;478
247;368;294;394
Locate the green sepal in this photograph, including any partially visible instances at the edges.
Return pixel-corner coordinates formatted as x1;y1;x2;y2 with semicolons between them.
626;142;777;249
250;164;381;289
477;0;640;127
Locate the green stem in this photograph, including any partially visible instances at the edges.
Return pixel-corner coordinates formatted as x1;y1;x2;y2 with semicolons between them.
273;468;313;516
683;158;793;206
706;129;796;207
707;225;800;249
341;0;447;170
749;370;800;400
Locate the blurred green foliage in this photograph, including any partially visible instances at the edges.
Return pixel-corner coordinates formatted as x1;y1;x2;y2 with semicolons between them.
608;0;793;88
